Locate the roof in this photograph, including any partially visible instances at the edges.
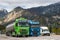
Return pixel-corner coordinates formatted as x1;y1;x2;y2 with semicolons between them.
28;20;39;24
40;26;48;29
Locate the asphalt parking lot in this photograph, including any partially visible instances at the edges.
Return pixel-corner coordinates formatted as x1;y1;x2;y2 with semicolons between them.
0;34;60;40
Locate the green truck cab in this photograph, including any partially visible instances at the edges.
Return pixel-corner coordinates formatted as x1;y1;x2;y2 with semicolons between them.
6;18;30;37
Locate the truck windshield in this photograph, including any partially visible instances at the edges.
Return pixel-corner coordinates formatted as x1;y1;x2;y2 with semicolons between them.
42;29;49;32
31;24;39;27
18;22;29;27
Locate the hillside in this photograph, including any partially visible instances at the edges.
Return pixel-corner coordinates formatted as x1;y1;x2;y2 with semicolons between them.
2;7;35;25
28;2;60;17
0;8;8;18
0;9;8;24
0;2;60;26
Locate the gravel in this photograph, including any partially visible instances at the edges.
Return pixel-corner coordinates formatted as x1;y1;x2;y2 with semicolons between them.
0;34;60;40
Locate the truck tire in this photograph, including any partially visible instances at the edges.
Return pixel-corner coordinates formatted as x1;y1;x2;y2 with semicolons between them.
48;34;50;36
6;31;12;36
25;35;28;37
12;35;16;37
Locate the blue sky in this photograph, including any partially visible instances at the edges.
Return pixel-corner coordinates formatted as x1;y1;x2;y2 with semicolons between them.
0;0;60;12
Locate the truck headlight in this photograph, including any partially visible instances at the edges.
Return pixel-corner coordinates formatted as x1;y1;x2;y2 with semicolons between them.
31;32;33;35
31;29;33;31
37;29;39;31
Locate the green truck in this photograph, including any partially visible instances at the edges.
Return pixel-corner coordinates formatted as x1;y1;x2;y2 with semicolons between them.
6;18;30;37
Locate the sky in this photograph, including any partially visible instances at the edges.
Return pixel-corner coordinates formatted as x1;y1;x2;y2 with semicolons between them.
0;0;60;12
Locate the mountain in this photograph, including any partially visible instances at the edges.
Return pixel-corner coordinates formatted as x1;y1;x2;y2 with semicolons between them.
0;8;8;24
1;2;60;26
28;2;60;17
0;8;8;18
2;7;35;25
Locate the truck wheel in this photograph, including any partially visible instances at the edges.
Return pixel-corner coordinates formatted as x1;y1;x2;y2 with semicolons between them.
12;35;16;37
6;32;9;36
25;35;28;37
6;32;10;36
19;35;22;37
48;34;50;36
6;31;12;36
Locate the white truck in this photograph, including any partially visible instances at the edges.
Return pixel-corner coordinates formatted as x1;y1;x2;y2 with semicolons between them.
40;26;50;36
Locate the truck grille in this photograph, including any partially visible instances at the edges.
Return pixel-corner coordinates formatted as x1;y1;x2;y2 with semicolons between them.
20;29;27;34
33;31;37;35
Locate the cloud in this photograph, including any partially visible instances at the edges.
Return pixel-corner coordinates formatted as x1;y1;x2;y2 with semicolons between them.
0;0;60;12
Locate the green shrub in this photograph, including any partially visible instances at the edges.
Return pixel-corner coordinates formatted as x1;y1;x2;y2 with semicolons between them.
52;28;60;35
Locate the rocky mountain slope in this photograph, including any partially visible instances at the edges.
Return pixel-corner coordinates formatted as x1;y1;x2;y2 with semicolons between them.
1;7;35;25
28;2;60;17
0;8;8;18
0;9;8;24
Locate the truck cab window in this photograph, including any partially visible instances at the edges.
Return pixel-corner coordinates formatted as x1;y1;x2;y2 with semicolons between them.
18;22;29;27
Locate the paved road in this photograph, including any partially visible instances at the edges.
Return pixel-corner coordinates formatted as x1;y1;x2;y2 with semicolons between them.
0;34;60;40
